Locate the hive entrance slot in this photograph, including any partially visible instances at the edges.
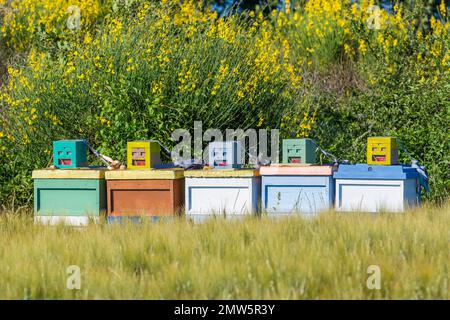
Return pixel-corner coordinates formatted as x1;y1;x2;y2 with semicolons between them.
288;157;302;164
214;161;228;167
132;160;146;166
372;155;386;162
58;159;72;166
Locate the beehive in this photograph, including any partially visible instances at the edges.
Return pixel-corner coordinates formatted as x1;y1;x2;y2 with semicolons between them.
33;169;106;226
184;169;260;222
53;140;88;169
208;141;242;169
105;168;184;222
334;164;420;212
127;141;161;170
367;137;398;165
260;164;336;215
282;139;317;164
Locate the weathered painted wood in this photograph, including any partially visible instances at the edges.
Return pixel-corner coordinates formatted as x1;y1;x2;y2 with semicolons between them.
260;165;336;176
367;137;398;165
53;140;88;169
32;169;106;179
106;179;184;217
208;141;242;169
334;164;420;212
185;172;260;222
34;178;106;217
261;165;335;215
282;138;317;164
184;169;260;178
127;141;161;170
262;175;334;214
107;216;176;223
105;168;184;180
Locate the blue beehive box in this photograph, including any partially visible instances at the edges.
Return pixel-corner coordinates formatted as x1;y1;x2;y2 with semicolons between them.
260;165;336;215
53;140;88;169
334;164;420;212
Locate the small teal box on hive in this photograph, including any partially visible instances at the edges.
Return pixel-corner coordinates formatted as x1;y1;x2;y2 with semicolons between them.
260;165;336;215
334;164;420;213
33;169;106;226
282;139;317;164
53;140;88;169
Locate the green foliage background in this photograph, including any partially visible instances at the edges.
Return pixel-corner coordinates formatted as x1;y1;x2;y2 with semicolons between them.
0;0;449;207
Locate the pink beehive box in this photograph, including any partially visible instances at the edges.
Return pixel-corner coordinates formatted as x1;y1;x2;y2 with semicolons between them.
259;164;337;176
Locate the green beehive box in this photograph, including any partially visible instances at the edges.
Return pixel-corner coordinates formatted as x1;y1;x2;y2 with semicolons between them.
33;169;106;226
282;138;317;164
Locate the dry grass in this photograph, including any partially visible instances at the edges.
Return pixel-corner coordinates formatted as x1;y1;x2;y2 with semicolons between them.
0;204;448;299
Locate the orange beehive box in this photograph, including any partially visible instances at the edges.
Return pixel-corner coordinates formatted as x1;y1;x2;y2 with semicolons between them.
105;169;184;218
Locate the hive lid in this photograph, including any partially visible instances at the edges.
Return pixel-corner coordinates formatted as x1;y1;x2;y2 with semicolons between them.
32;167;107;179
333;164;419;180
260;164;336;176
105;168;184;180
184;169;260;178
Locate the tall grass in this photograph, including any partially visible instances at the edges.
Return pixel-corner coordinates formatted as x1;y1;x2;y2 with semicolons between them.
0;204;448;299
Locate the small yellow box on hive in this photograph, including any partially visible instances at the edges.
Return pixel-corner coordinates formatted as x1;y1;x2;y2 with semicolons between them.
127;141;161;170
367;137;398;165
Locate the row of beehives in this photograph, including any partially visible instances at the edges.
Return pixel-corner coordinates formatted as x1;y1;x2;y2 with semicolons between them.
33;136;422;225
32;163;422;226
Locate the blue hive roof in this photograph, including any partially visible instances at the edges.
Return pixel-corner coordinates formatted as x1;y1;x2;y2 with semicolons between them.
333;164;419;180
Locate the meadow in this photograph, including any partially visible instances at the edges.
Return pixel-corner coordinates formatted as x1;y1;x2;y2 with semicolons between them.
0;204;448;300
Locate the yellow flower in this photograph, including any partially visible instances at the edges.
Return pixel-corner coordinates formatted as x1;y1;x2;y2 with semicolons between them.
84;33;93;45
439;0;446;17
358;39;367;55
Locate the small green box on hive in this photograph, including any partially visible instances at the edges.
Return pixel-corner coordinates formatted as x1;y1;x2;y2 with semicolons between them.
282;138;317;164
53;140;88;169
127;141;161;170
367;137;398;165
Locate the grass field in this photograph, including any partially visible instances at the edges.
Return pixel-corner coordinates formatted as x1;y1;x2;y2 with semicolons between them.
0;205;449;300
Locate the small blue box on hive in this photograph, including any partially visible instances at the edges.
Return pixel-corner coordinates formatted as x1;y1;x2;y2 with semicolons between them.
53;140;88;169
208;141;242;169
334;164;420;212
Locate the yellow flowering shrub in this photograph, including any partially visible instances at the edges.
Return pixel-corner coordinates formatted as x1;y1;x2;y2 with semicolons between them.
0;0;111;50
0;0;449;205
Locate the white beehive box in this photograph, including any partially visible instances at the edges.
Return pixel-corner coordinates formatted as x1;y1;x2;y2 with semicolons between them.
334;164;420;212
184;169;260;222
